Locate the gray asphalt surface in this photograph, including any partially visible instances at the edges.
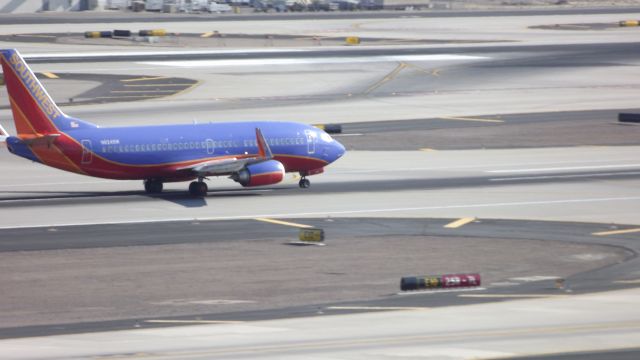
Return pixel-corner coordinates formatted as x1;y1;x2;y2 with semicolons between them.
339;109;640;150
17;42;640;63
1;166;639;204
0;217;637;339
502;348;640;360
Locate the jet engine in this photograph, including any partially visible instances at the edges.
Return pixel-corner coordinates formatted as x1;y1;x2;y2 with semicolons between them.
233;160;285;187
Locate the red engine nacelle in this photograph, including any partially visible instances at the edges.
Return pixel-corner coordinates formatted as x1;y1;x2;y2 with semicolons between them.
234;160;285;187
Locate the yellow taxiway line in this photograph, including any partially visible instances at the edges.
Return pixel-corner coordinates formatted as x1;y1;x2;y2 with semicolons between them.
364;62;407;94
121;76;169;82
255;218;314;228
444;217;476;229
40;72;59;79
439;116;504;123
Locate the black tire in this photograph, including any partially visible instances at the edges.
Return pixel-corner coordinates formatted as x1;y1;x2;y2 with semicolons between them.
189;181;208;197
144;179;163;194
299;179;311;188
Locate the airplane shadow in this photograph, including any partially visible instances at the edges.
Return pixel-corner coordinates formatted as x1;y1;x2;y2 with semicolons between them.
0;188;275;208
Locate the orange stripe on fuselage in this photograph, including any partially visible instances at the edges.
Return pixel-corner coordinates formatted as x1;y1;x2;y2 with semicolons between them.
29;137;86;175
7;98;85;175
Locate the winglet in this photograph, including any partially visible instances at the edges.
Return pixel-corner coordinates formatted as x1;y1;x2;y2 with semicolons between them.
255;128;273;159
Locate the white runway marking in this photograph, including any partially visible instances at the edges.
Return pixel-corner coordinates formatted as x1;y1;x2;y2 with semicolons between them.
487;164;640;173
0;196;638;230
510;276;562;282
141;55;489;68
490;171;640;182
326;306;429;311
24;48;310;59
397;287;486;296
145;320;244;324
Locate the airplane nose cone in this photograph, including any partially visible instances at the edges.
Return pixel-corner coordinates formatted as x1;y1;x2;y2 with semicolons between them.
333;139;346;162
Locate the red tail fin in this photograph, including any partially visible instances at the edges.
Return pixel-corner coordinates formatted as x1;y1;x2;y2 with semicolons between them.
0;49;63;136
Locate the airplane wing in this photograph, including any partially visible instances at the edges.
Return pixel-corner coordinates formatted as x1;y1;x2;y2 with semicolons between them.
178;127;273;176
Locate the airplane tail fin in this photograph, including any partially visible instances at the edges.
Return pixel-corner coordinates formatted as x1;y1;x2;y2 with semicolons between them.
0;49;96;137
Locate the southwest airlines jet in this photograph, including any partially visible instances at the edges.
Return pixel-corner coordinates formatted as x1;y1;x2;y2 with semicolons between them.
0;49;345;196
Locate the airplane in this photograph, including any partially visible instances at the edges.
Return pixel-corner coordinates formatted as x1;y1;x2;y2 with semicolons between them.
0;49;345;197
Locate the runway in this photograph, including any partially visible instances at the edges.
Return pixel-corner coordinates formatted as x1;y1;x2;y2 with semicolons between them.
1;7;640;359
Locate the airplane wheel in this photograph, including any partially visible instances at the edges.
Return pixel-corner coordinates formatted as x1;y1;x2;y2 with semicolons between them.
299;178;310;189
189;181;208;197
144;179;163;194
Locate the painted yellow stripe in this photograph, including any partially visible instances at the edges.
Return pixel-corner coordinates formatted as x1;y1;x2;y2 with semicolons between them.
444;217;476;229
40;72;59;79
439;116;504;123
121;76;169;82
419;148;436;152
592;228;640;236
364;62;407;94
145;320;244;324
201;31;215;38
162;79;202;100
255;218;313;229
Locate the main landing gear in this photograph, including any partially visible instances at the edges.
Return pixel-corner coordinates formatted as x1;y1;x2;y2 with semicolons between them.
144;178;163;194
189;178;208;197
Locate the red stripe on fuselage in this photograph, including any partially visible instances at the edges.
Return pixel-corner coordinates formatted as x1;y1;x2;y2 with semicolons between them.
274;154;327;172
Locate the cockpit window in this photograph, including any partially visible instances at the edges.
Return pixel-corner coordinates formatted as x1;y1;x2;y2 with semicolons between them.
320;132;333;143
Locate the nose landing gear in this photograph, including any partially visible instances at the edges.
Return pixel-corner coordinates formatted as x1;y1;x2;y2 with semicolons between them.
299;177;310;188
189;177;208;197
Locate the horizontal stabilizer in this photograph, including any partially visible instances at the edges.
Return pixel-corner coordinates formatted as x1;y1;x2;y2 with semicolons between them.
20;133;60;147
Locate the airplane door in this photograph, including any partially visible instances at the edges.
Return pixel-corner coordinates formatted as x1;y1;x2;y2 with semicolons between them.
206;139;215;155
81;139;92;164
304;130;316;154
